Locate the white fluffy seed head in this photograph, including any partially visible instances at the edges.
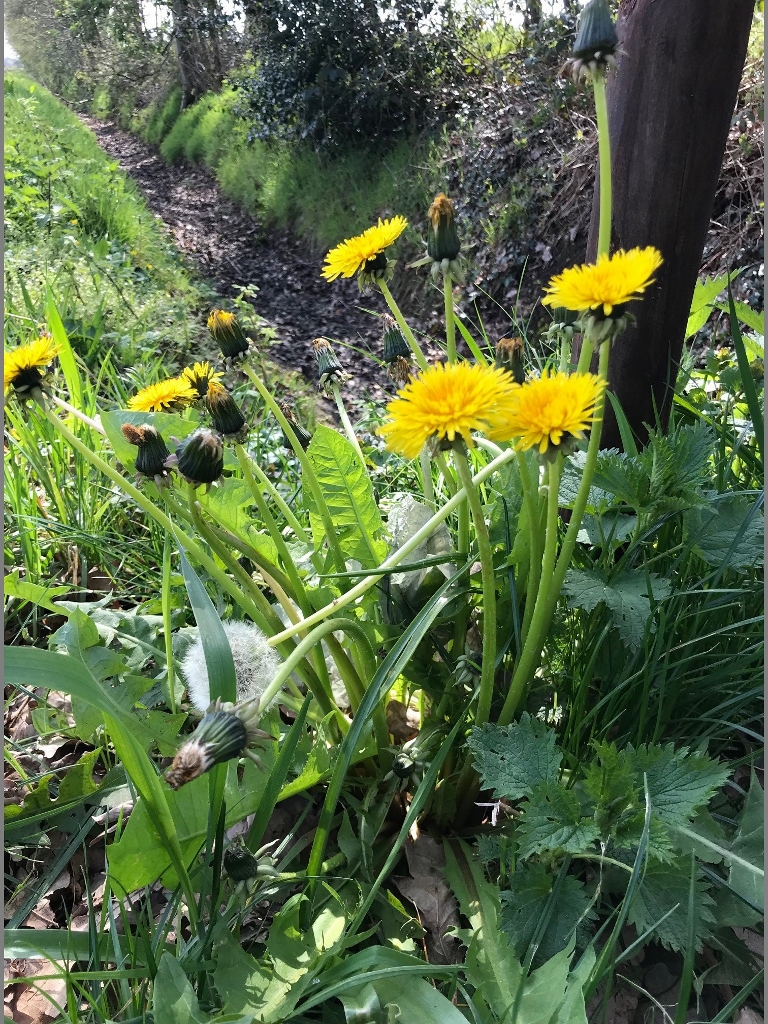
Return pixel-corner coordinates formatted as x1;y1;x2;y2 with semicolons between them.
180;621;281;713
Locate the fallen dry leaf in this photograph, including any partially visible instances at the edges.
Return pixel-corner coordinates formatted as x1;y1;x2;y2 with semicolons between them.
393;832;461;964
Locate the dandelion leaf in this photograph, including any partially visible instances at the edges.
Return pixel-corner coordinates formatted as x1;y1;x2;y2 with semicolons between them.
468;715;562;800
152;952;211;1024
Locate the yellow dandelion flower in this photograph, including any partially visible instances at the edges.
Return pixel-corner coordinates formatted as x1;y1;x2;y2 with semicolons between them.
377;361;519;460
4;336;62;394
322;216;408;282
127;377;196;413
542;247;663;316
182;360;224;400
488;370;607;454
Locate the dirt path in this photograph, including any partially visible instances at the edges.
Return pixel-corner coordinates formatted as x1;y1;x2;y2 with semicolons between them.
78;115;451;409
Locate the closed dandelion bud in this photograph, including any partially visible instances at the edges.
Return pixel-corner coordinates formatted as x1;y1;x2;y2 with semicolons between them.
455;650;482;688
121;424;172;486
494;337;526;385
165;708;247;789
382;317;411;363
207;309;249;362
206;381;248;443
313;337;350;396
278;402;313;450
427;194;461;263
571;0;618;78
172;427;224;488
223;845;261;882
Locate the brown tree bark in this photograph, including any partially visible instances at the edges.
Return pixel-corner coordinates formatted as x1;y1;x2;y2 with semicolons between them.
582;0;753;450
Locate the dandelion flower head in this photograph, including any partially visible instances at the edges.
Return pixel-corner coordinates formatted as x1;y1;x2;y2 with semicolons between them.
488;370;606;454
182;361;224;399
378;361;519;460
4;336;61;394
542;247;663;316
322;216;408;282
127;376;196;413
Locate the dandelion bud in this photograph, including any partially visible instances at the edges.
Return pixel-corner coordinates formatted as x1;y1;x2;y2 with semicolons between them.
313;338;350;397
494;337;526;385
571;0;618;79
165;707;247;789
278;402;313;450
171;427;224;489
223;845;262;882
205;381;248;442
382;317;411;363
207;309;249;362
427;194;461;263
121;424;172;486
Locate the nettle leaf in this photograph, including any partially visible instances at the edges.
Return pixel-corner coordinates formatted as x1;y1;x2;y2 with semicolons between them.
630;743;731;828
582;741;639;838
468;715;562;801
562;568;671;652
304;425;388;568
518;782;600;858
683;493;764;570
627;857;715;952
558;449;616;514
500;863;597;968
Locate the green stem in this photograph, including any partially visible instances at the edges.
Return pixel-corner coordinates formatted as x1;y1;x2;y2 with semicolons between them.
242;364;347;575
378;279;429;372
265;448;517;647
246;457;310;545
576;336;595;374
49;394;105;435
444;270;456;363
161;536;177;715
331;382;364;461
419;445;435;505
497;456;563;726
453;449;496;727
515;450;544;645
593;69;612;259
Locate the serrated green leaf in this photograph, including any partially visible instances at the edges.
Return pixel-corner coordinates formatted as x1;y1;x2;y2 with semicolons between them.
305;425;388;568
714;299;764;336
152;953;211;1024
630;744;731;828
685;271;740;338
468;714;562;800
627;857;715;952
500;863;596;968
562;569;671;652
3;570;73;615
583;742;639;839
518;782;600;858
683;494;764;570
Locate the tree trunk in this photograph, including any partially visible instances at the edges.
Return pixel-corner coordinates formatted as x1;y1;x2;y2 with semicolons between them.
582;0;753;450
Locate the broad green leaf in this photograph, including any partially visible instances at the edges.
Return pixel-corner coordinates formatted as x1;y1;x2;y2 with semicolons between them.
500;864;596;968
683;494;764;570
518;782;600;858
630;744;731;828
562;569;671;652
468;715;562;800
714;299;764;336
627;857;715;952
4;749;102;827
684;271;739;339
371;976;469;1023
3;570;72;615
152;953;211;1024
305;425;387;567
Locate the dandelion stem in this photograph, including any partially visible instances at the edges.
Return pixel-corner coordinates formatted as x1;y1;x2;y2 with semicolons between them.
161;536;177;715
444;270;457;363
420;445;435;505
453;448;496;728
331;382;364;461
593;69;612;258
265;448;517;647
48;394;105;434
497;456;563;726
378;279;429;372
246;457;310;545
